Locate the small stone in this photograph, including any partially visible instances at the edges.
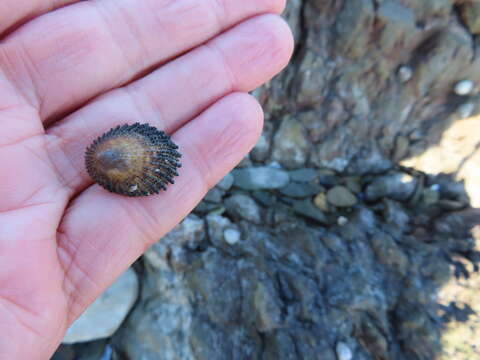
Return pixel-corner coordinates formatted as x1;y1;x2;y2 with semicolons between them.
292;199;329;224
203;187;223;203
421;188;440;207
252;190;277;207
314;192;330;212
63;268;138;344
398;65;413;82
232;167;290;190
337;216;348;226
278;182;324;198
194;201;221;214
318;170;338;187
288;168;319;183
438;199;466;211
225;194;261;224
223;228;241;245
217;173;234;191
365;173;418;202
457;102;475;119
326;186;358;207
251;134;270;162
271;116;310;169
336;342;353;360
454;80;474;96
343;176;362;194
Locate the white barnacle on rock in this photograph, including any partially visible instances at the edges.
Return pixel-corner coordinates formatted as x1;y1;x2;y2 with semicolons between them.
398;65;413;83
454;80;475;96
337;216;348;226
336;342;353;360
457;102;475;119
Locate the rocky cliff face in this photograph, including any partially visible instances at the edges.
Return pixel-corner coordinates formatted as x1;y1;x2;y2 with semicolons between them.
54;1;480;359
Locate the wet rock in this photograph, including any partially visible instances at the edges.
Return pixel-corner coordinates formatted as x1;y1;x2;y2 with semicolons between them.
278;182;324;198
272;116;310;169
365;173;418;202
63;268;138;344
326;186;358;207
225;194;261;224
232;167;290;190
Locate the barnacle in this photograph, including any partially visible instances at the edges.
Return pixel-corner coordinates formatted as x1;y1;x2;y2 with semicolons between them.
85;123;181;196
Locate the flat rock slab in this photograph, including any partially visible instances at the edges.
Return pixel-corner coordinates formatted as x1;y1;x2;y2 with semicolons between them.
62;268;139;344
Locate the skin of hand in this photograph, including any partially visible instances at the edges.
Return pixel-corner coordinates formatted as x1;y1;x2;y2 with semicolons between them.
0;0;293;358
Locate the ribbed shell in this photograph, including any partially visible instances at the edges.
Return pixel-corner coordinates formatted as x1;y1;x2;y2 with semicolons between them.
85;123;181;196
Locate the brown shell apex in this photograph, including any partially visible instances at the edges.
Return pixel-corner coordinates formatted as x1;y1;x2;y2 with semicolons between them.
85;123;181;196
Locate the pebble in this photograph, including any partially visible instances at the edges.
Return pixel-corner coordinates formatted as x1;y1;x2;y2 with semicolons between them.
225;194;261;224
326;186;358;207
278;182;324;198
365;173;417;202
337;216;348;226
251;134;270;162
232;167;290;190
203;188;224;203
398;65;413;82
454;80;474;96
63;268;139;344
272;116;310;169
292;199;329;224
457;102;475;118
288;168;319;183
314;192;330;212
217;173;234;191
224;228;241;245
336;342;353;360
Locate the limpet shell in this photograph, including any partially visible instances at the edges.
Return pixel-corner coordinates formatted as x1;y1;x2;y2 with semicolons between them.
85;123;181;196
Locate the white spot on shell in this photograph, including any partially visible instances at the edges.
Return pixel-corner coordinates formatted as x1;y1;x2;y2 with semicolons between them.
155;169;161;173
454;80;474;96
129;185;138;192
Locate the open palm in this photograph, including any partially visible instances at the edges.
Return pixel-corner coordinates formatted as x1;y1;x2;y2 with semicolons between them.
0;1;292;358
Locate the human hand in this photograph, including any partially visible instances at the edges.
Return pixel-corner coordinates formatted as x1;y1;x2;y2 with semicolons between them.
0;1;293;358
